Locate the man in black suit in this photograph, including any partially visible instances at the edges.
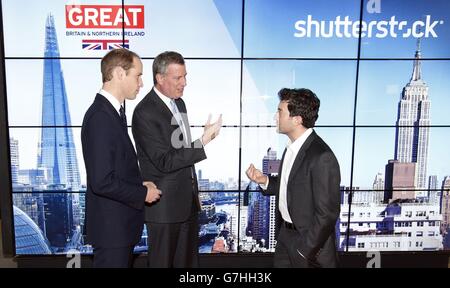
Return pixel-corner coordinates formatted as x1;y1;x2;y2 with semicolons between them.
132;51;222;268
81;49;161;268
246;88;341;268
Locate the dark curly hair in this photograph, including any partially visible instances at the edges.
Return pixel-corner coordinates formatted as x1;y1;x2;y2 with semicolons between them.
278;88;320;128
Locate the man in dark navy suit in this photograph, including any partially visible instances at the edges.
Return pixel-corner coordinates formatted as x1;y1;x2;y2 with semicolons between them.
81;49;161;268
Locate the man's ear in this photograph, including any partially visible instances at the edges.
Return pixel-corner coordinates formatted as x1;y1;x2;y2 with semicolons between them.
113;66;125;81
294;115;303;126
155;73;164;84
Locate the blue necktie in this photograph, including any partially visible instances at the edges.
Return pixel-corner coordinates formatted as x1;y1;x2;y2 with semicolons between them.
170;100;187;143
170;100;183;127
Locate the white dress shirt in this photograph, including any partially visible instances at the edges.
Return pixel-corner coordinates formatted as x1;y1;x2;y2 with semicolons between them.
99;89;122;115
261;128;313;223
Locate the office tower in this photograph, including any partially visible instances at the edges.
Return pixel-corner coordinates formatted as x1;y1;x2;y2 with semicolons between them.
37;14;80;191
9;137;19;184
42;189;74;250
372;172;385;204
441;176;450;236
394;39;430;191
428;175;440;205
247;148;279;249
36;14;80;250
384;160;416;202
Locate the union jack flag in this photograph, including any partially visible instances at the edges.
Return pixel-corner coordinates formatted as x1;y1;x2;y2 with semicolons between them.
82;39;129;50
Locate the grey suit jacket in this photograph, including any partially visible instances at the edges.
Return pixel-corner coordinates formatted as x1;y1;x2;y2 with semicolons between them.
132;89;206;223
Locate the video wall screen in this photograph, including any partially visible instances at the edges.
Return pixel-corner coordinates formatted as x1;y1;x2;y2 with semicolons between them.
2;0;450;255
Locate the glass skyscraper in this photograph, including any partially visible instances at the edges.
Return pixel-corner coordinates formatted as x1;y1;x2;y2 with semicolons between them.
37;14;80;191
34;14;80;251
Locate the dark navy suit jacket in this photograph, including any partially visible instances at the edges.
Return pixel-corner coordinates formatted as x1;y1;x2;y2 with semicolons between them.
81;94;147;248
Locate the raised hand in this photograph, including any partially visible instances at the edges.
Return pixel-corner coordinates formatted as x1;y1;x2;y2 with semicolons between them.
202;114;222;145
245;164;268;185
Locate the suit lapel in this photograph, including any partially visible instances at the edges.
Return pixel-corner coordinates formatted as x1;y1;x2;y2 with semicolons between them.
149;89;173;119
284;131;316;218
96;94;122;127
149;89;190;144
287;131;317;187
96;94;135;152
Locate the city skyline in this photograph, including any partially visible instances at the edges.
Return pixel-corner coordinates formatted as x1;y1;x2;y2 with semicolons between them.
5;1;450;187
7;38;450;189
3;1;450;254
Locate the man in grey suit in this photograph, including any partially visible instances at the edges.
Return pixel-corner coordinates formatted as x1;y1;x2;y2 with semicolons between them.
132;51;222;267
246;88;341;268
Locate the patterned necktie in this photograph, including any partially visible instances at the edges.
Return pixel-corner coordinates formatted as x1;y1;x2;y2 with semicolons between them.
171;100;196;203
119;105;127;130
170;100;183;126
170;100;187;143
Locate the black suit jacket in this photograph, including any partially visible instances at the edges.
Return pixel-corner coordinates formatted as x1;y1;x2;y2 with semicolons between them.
132;88;206;223
263;131;341;267
81;94;147;248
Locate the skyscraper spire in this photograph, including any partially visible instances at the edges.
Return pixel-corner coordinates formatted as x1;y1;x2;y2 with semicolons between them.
44;14;60;58
410;37;422;82
38;14;80;190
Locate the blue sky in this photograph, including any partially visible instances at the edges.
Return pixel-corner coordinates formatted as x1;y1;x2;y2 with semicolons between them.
360;0;450;58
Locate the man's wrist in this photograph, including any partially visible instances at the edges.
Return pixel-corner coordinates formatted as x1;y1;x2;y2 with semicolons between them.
200;135;206;146
201;134;210;146
259;176;269;190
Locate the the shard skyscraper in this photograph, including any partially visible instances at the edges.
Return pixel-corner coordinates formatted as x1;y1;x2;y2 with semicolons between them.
34;14;80;250
394;39;430;192
37;14;80;191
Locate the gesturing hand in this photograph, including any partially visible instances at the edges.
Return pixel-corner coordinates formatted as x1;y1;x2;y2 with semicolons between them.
202;114;223;145
245;164;268;185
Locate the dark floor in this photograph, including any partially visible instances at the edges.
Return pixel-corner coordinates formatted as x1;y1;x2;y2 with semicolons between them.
12;251;450;268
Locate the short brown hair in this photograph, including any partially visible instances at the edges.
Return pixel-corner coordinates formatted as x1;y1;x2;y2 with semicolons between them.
101;49;140;83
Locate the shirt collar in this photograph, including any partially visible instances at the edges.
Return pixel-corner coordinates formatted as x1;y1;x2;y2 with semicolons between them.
154;86;174;111
99;89;122;115
286;128;313;154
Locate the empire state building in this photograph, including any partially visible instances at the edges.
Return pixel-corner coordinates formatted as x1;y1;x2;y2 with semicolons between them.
394;40;430;191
